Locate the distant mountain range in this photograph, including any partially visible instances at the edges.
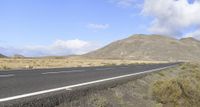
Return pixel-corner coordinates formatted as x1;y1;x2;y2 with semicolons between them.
84;34;200;61
0;53;6;58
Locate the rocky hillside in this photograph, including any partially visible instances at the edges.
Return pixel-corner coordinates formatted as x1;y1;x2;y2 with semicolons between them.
84;34;200;61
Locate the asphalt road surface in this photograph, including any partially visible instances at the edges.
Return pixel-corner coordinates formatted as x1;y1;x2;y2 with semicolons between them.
0;63;179;102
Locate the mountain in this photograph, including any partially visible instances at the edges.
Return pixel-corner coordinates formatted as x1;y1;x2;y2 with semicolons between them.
0;53;7;58
84;34;200;61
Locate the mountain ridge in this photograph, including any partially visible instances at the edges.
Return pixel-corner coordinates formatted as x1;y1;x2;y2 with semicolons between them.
0;53;6;58
84;34;200;61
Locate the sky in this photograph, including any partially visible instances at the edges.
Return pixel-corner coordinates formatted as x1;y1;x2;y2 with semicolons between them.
0;0;200;57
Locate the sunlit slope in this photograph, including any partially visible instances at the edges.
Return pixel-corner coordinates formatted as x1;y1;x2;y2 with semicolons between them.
84;34;200;61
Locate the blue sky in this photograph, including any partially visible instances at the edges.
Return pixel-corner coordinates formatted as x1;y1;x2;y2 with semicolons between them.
0;0;200;56
0;0;148;46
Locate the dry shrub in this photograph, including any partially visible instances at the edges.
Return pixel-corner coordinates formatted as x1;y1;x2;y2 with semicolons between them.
152;63;200;107
1;65;10;70
178;78;200;103
152;79;182;104
89;95;110;107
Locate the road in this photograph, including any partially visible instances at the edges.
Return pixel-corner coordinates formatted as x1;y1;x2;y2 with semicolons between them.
0;63;179;103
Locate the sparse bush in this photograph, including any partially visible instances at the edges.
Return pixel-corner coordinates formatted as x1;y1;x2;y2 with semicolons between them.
104;63;117;66
157;72;165;77
25;65;34;69
177;77;200;105
155;103;163;107
1;65;11;70
152;63;200;107
89;95;110;107
152;79;182;104
77;65;82;67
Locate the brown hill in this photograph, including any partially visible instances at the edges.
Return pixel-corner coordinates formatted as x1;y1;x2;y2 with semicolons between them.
84;34;200;61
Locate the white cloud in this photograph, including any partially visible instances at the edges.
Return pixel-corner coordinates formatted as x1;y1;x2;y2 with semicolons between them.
53;39;89;49
142;0;200;37
0;39;101;57
87;23;110;30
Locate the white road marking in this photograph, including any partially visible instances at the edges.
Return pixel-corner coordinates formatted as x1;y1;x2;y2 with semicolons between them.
0;65;176;102
42;70;85;75
95;68;113;71
0;74;15;78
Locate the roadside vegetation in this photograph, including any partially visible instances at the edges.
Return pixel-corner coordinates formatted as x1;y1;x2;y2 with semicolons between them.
56;63;200;107
0;57;167;70
152;63;200;107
